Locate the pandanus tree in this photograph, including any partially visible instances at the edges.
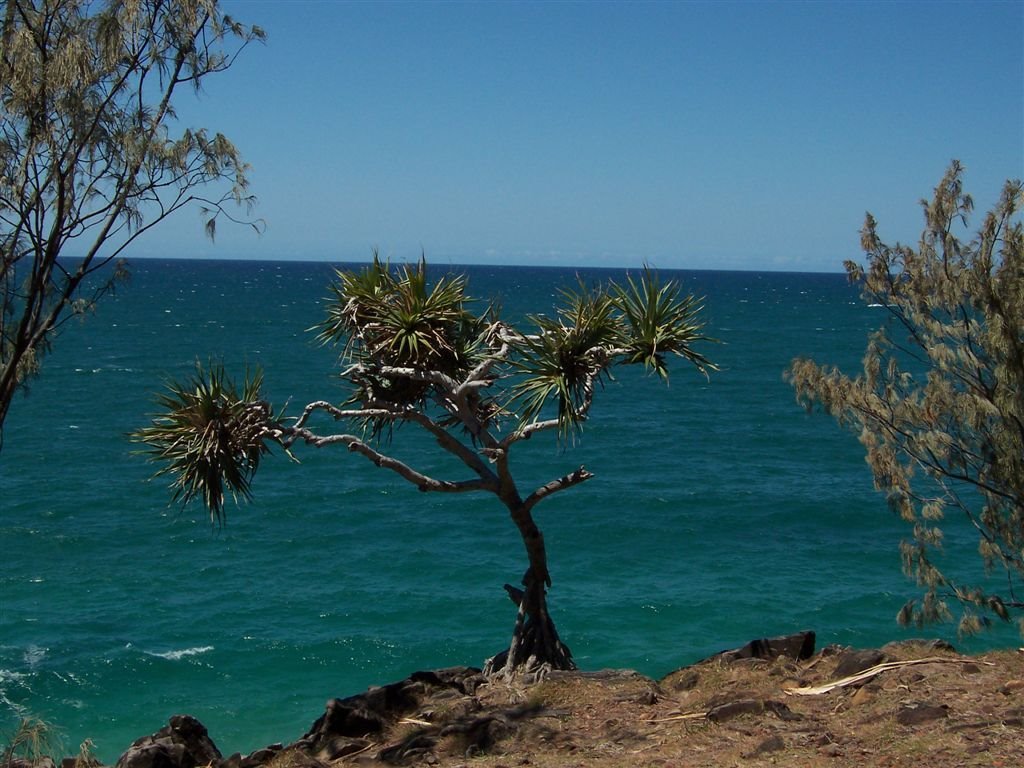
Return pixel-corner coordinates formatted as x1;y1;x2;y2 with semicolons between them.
133;258;715;676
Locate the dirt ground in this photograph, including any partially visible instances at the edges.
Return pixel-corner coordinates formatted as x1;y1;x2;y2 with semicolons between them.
331;640;1024;768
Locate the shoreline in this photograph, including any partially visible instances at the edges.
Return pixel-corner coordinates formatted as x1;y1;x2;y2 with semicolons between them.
11;632;1024;768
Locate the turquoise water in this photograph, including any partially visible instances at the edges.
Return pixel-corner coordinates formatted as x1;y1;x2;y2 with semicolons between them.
1;260;1017;761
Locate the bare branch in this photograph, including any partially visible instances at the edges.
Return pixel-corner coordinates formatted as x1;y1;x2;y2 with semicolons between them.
280;424;489;494
522;465;595;514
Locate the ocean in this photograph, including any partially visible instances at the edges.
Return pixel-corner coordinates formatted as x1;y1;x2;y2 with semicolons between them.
1;259;1018;762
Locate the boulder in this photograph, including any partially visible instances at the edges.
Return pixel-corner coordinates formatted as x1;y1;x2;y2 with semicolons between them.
881;638;955;654
896;702;949;725
831;649;887;680
220;745;284;768
713;631;817;664
301;667;482;751
114;715;220;768
9;759;55;768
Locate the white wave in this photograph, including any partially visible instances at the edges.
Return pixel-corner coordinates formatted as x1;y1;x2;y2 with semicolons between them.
0;668;29;685
147;645;214;661
24;645;47;668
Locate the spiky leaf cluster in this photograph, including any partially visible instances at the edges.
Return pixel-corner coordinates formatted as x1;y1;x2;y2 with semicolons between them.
319;254;482;373
615;267;715;379
512;268;715;437
133;364;274;522
512;282;621;431
137;258;715;513
788;162;1024;635
316;255;495;437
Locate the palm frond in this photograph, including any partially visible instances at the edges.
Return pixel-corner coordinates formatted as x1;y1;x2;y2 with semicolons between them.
612;266;717;379
510;281;622;436
315;251;395;356
131;362;275;523
316;254;487;410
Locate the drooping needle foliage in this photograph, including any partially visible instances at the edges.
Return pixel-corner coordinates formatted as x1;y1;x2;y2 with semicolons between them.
788;162;1024;636
0;0;264;444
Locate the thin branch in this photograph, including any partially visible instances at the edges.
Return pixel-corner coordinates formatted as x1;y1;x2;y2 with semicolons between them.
280;425;489;494
521;465;595;515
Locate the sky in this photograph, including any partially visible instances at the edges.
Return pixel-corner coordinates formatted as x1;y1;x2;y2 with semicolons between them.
154;0;1024;272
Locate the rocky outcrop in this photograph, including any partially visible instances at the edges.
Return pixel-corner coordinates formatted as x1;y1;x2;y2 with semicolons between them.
114;715;220;768
831;647;888;679
711;630;817;664
27;632;1016;768
295;666;483;763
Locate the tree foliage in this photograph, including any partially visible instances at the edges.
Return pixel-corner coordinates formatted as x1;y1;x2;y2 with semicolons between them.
134;256;715;675
788;162;1024;636
0;0;264;441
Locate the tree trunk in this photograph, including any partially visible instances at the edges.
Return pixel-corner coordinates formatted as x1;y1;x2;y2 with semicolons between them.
483;504;575;679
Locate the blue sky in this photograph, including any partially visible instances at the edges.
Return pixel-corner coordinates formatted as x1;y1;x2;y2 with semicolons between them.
157;0;1023;272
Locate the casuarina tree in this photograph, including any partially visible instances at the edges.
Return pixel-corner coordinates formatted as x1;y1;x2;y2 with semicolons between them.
788;162;1024;636
132;257;715;677
0;0;264;443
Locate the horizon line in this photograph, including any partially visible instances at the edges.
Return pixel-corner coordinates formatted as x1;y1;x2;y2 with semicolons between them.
115;253;849;277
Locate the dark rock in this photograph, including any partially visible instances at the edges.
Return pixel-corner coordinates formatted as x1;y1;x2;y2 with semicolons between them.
751;734;785;756
10;760;55;768
222;744;284;768
243;747;282;767
634;689;658;706
764;700;802;722
713;631;816;664
320;698;385;738
301;667;481;751
706;699;765;722
881;639;956;654
661;632;816;685
832;649;887;680
314;738;372;762
410;667;485;694
705;697;799;724
896;702;949;726
669;669;699;691
115;715;220;768
377;733;437;764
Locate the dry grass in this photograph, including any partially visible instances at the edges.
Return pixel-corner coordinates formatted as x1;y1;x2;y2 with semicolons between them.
8;643;1023;768
359;642;1024;768
2;717;63;768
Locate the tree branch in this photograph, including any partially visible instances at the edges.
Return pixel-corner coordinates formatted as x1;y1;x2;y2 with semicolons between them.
521;465;595;515
279;425;490;494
